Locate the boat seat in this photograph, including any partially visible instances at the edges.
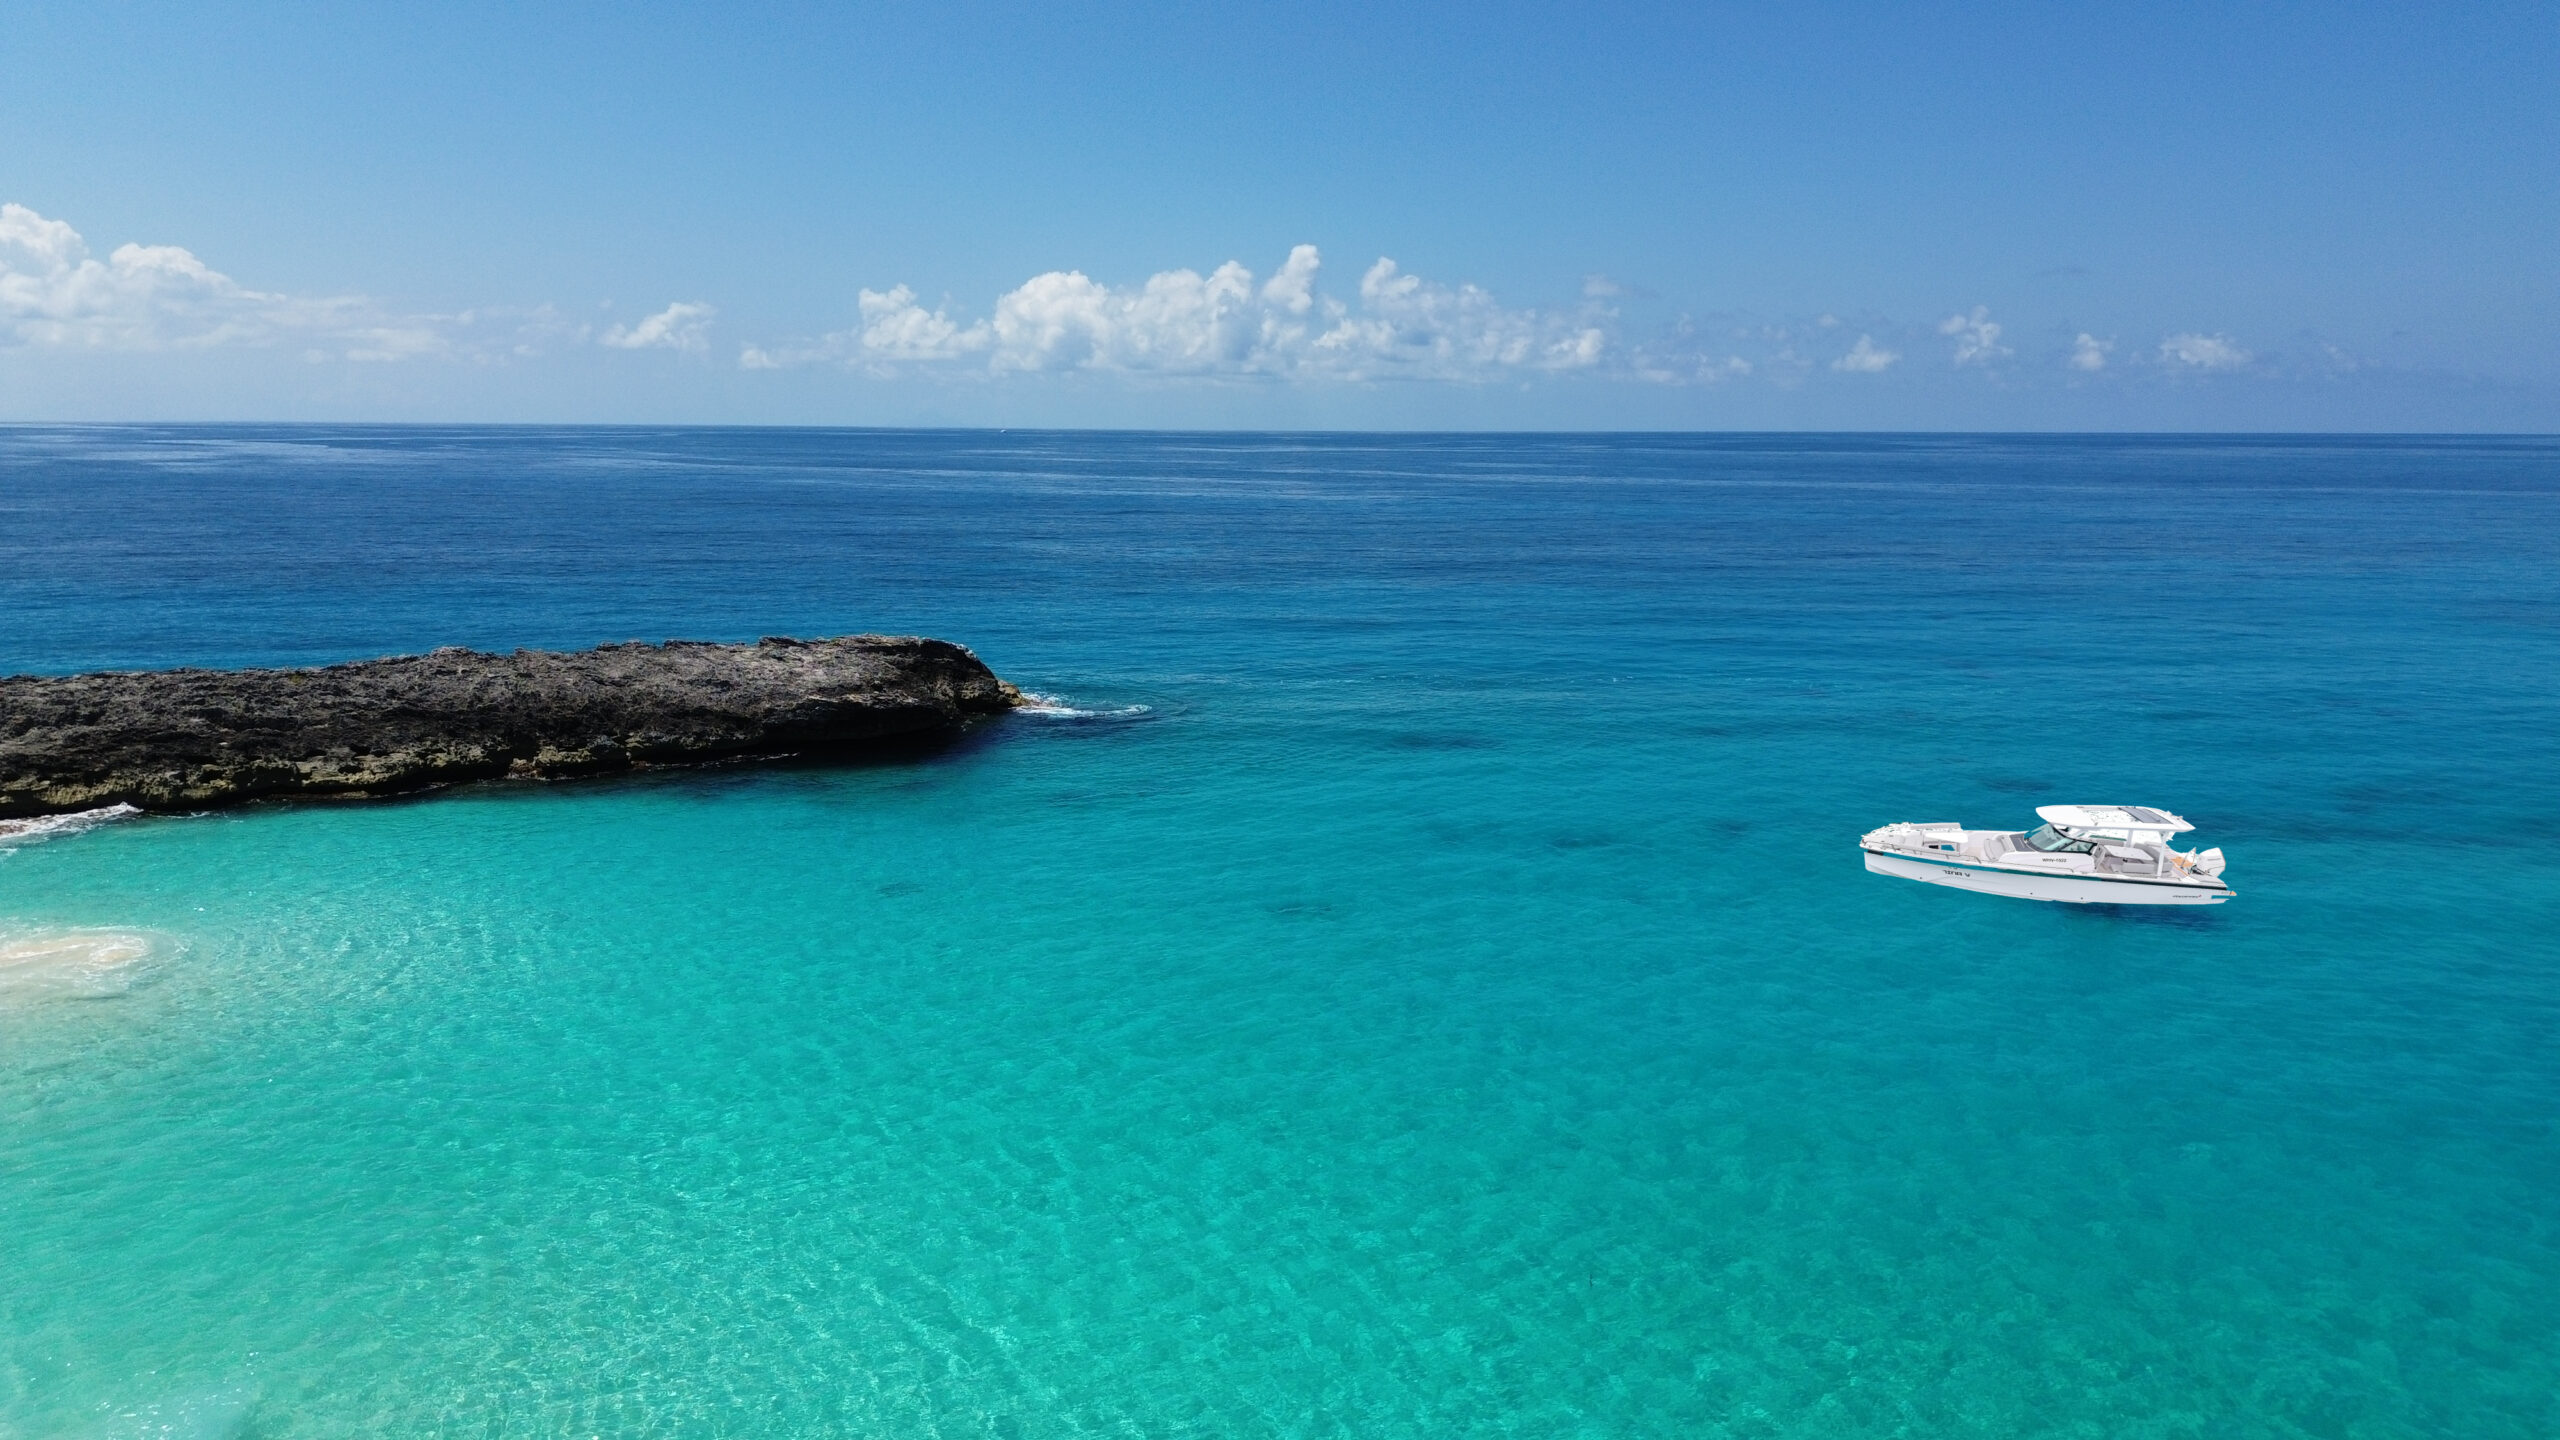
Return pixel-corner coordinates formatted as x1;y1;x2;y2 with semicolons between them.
2101;845;2156;873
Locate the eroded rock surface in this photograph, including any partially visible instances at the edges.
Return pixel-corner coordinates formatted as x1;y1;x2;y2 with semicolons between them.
0;636;1022;817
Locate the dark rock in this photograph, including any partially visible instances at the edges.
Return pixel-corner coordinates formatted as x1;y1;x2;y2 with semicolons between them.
0;635;1023;818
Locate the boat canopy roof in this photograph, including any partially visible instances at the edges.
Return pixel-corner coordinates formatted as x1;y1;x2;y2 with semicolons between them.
2036;804;2194;835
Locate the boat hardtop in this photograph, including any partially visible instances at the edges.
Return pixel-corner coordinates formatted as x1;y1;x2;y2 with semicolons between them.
1859;803;2232;905
2032;804;2191;837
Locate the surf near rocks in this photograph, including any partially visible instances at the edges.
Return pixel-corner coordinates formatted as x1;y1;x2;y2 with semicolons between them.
0;636;1023;818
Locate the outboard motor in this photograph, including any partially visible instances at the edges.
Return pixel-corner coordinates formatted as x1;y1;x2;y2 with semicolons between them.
2192;847;2226;878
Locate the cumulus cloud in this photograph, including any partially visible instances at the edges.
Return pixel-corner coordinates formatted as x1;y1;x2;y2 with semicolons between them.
0;202;603;363
1261;244;1321;316
600;301;715;351
1832;335;1897;373
12;202;2309;402
1939;306;2009;365
2159;332;2251;370
745;245;1608;382
0;201;398;353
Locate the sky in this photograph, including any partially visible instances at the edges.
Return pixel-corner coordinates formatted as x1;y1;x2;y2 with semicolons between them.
3;0;2554;429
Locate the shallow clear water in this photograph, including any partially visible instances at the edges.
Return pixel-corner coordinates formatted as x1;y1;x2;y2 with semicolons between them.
2;428;2555;1438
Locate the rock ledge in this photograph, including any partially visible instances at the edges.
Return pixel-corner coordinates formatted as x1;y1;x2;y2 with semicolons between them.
0;636;1022;818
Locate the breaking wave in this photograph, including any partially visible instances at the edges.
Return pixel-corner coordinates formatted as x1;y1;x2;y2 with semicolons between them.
0;803;142;848
1016;693;1153;721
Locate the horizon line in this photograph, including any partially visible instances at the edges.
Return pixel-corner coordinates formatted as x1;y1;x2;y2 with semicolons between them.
5;421;2556;440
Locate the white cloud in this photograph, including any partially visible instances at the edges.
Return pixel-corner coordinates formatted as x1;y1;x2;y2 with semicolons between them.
0;201;381;352
600;301;715;351
1939;306;2009;365
1262;244;1321;316
994;262;1264;372
1331;256;1606;377
745;245;1609;383
10;202;2301;403
1832;335;1897;373
0;202;603;363
2159;332;2251;370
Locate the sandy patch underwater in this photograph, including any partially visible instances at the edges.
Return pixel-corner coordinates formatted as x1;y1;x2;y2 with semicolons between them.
0;929;168;1005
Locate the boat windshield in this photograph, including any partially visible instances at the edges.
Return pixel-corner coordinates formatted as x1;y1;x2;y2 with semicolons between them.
2022;823;2096;854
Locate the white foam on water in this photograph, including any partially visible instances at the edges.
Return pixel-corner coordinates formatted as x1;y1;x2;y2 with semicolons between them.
0;803;143;848
0;928;166;1003
1016;692;1153;720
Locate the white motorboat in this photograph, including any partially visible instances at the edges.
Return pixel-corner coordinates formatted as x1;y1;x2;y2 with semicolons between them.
1860;804;2234;905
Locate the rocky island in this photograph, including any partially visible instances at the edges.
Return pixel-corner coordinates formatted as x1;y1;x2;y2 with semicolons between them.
0;636;1022;819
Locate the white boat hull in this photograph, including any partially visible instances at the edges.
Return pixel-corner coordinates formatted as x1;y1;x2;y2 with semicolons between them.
1862;848;2231;905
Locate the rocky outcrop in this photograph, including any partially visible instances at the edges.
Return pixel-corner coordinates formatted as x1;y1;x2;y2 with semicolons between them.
0;636;1022;818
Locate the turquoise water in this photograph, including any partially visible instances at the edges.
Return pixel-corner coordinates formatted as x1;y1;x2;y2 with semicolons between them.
2;429;2556;1437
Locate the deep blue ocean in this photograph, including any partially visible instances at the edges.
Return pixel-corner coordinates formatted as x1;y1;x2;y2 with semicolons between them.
1;428;2555;1438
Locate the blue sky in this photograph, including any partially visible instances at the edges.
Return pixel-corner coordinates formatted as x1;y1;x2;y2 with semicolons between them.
3;0;2553;428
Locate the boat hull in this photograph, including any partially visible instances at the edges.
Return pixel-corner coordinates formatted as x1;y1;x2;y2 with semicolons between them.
1862;848;2231;905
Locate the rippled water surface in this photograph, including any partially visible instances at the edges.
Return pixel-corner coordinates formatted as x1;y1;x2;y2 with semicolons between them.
2;428;2556;1437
